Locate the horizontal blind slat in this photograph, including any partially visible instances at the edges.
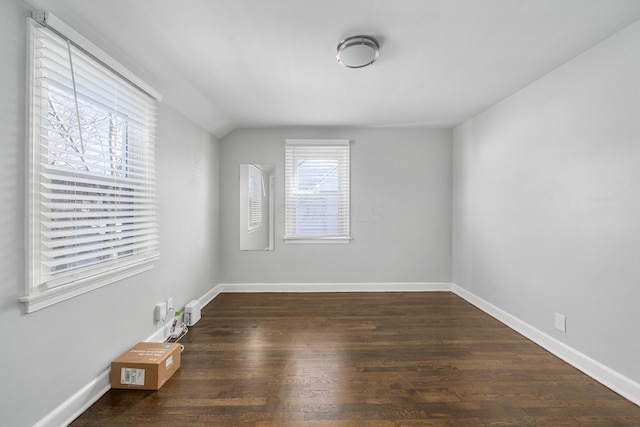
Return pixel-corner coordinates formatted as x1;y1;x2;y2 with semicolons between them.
42;232;159;258
42;239;159;270
42;222;158;239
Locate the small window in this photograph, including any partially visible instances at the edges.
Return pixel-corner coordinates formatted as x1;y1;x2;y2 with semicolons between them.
22;14;160;312
284;140;351;243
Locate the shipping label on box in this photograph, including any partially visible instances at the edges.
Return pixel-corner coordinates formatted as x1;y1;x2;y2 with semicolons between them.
110;342;181;390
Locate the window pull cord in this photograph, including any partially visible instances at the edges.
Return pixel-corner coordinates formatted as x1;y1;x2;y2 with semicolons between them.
67;40;85;155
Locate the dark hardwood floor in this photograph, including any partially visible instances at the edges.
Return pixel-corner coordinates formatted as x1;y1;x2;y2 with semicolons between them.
72;292;640;426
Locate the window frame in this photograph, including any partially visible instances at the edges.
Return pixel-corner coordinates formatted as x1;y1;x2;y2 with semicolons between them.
21;12;161;313
284;139;351;244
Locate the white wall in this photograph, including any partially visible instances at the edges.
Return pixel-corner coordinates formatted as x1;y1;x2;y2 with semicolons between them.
220;128;452;284
0;1;221;425
453;19;640;385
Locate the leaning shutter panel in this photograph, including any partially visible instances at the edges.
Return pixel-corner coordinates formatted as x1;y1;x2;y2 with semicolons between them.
248;164;263;230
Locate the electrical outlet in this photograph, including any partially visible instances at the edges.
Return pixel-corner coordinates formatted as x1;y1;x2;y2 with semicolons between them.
555;312;566;332
166;297;176;319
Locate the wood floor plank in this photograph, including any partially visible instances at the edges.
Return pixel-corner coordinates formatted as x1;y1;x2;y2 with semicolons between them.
71;292;640;426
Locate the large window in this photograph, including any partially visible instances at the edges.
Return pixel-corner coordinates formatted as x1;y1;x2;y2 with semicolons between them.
284;140;351;243
22;13;160;312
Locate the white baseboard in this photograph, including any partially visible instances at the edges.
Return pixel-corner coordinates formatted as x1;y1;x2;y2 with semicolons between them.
34;368;110;427
216;282;452;293
451;284;640;407
199;283;225;306
146;324;170;343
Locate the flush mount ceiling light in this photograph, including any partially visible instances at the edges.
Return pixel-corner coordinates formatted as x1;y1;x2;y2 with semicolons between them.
336;35;380;68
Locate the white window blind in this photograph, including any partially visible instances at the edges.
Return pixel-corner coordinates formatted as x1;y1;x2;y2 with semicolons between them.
248;164;264;231
284;140;351;243
22;15;160;312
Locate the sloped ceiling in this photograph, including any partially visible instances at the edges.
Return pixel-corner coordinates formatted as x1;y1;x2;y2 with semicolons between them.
24;0;640;138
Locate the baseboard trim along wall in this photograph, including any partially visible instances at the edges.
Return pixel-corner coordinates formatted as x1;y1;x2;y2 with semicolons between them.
34;369;111;427
451;284;640;407
215;282;453;293
42;281;638;426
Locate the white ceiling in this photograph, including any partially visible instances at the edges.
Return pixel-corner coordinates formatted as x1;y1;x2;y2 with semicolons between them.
24;0;640;138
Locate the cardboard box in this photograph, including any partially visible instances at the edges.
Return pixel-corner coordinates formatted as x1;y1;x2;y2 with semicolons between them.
110;342;181;390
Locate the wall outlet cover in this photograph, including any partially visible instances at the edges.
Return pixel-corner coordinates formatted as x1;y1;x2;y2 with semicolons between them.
555;312;566;332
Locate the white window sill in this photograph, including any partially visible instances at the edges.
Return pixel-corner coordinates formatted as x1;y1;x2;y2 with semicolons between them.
284;237;352;244
20;260;156;313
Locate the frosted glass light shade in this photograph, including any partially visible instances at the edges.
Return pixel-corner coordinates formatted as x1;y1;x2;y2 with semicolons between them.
336;35;379;68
